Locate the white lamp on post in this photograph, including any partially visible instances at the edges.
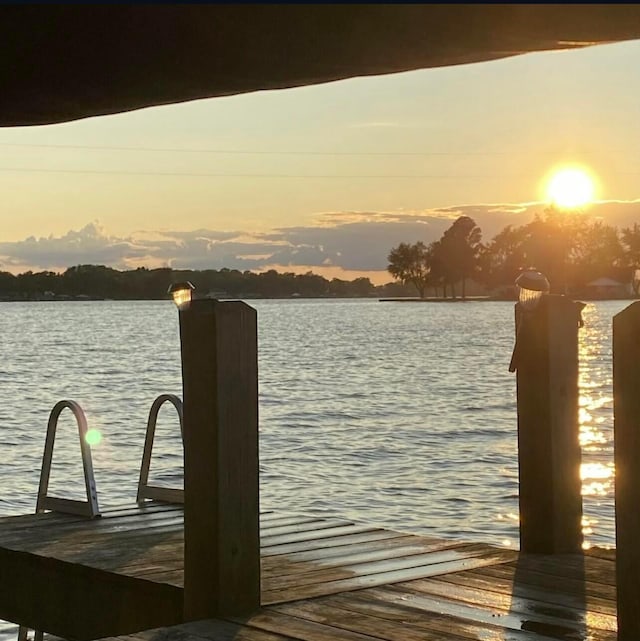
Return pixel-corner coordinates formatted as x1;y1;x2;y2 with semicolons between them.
515;269;550;310
168;281;195;309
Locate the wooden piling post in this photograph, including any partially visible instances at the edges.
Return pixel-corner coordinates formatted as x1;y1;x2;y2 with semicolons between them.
178;298;260;619
613;301;640;640
513;294;583;554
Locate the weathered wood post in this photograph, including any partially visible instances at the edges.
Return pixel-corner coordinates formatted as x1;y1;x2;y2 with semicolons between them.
178;297;260;619
511;294;584;553
613;301;640;640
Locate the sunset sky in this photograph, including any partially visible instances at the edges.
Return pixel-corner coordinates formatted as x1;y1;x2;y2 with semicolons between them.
2;38;640;283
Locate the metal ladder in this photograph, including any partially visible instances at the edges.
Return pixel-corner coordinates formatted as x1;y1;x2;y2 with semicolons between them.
18;400;100;641
136;394;184;504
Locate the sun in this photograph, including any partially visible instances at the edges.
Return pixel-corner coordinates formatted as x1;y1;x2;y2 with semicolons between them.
545;167;596;209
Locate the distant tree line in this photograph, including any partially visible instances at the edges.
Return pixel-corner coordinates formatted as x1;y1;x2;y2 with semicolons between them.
0;265;415;301
387;207;640;298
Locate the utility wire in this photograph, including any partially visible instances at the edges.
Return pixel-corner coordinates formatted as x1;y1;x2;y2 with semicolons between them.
1;167;639;178
0;167;542;178
0;141;623;157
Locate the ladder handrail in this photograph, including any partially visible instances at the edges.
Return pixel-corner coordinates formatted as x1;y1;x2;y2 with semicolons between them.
36;399;100;518
136;394;184;504
20;400;100;641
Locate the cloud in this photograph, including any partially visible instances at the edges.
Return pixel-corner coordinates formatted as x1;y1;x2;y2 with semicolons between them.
0;222;150;270
2;200;640;276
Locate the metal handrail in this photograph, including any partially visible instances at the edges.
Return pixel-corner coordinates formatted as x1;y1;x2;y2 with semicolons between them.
36;400;100;518
136;394;184;504
19;400;100;641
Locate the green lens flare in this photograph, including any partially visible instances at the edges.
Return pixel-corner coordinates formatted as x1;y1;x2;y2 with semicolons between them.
85;428;102;446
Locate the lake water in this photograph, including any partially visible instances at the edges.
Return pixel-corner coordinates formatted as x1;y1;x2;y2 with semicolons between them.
0;298;627;638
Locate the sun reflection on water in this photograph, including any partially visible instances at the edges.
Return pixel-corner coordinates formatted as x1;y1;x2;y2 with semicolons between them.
579;426;607;448
576;302;624;547
581;462;614;497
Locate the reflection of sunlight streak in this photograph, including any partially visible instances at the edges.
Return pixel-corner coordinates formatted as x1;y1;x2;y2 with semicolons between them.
583;481;610;496
579;426;607;447
578;379;602;389
579;392;613;411
581;463;613;480
581;463;613;497
497;512;519;524
582;516;597;548
575;301;617;544
581;516;594;536
579;407;592;424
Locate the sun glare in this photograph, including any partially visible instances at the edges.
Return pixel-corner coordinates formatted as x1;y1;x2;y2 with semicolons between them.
545;167;596;209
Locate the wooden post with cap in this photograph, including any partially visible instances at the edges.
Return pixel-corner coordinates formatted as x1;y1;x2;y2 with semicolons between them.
511;286;584;554
177;294;260;619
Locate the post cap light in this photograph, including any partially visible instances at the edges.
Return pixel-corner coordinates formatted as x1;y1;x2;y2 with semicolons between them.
515;270;550;310
168;281;195;309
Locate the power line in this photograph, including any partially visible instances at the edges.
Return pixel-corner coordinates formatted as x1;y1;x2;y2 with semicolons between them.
0;141;624;157
2;166;640;179
0;167;540;179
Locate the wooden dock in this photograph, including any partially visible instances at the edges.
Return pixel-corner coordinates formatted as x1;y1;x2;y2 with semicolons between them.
0;502;617;640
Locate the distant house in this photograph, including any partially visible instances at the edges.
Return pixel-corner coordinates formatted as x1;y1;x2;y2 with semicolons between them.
585;277;630;299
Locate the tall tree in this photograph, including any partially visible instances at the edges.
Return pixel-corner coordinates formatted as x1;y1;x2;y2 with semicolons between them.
521;209;582;293
477;224;527;291
621;223;640;294
387;241;432;298
571;220;624;286
438;216;482;299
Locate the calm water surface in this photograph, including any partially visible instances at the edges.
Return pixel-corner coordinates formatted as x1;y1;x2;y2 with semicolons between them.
0;298;626;638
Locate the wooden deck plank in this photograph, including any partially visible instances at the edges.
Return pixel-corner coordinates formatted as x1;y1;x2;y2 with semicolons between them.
117;617;301;641
0;501;181;528
439;568;617;616
262;547;516;604
261;524;379;547
101;542;516;595
260;518;347;534
261;537;467;577
264;544;507;591
473;563;617;603
513;554;617;587
0;513;185;547
0;505;622;641
488;555;618;588
259;515;325;528
0;511;376;574
229;610;395;641
0;502;181;527
0;527;184;566
306;589;590;641
274;596;518;641
329;584;617;641
0;506;289;545
115;546;500;588
261;529;405;557
394;576;617;632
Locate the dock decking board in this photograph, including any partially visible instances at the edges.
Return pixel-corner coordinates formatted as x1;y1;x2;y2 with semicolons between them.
0;504;618;640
